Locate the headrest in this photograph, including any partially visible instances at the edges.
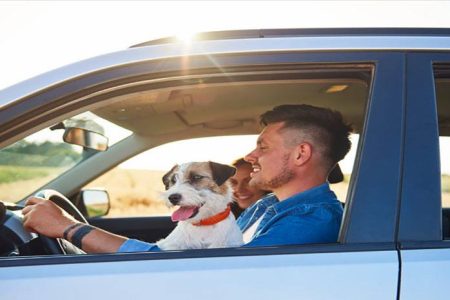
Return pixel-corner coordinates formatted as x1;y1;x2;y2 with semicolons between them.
328;164;344;184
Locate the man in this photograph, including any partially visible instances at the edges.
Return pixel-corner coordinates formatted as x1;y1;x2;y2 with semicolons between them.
237;104;351;246
22;104;352;252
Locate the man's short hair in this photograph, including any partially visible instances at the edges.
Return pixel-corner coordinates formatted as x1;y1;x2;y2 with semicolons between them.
260;104;353;167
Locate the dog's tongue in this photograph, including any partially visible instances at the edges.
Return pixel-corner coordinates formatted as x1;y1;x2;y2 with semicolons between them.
172;206;198;222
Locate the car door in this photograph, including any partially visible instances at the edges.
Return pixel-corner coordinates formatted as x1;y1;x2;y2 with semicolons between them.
398;52;450;300
1;39;403;299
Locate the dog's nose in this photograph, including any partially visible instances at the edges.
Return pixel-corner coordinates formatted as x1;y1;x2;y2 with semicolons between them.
168;193;182;205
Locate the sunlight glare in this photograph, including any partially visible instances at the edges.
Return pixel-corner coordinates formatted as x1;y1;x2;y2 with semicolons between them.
176;30;197;43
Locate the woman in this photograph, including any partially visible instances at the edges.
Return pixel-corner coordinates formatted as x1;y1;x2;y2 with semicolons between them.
229;158;270;218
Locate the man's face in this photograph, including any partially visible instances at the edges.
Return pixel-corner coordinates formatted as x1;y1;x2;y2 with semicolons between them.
244;122;295;191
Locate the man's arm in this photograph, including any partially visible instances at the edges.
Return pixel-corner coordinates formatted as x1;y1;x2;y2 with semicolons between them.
22;196;127;253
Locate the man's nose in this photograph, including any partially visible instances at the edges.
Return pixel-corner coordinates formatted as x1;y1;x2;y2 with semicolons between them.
244;149;257;164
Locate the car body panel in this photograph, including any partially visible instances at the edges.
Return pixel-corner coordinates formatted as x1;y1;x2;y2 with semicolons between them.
0;250;398;300
400;248;450;300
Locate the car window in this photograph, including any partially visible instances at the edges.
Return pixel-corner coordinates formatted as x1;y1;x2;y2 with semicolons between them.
0;112;131;202
441;136;450;208
84;133;359;218
435;75;450;238
436;78;450;207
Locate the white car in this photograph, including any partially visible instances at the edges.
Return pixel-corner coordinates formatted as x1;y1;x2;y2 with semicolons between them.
0;28;450;299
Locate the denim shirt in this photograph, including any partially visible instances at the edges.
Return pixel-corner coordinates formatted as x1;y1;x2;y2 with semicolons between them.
237;183;343;247
118;183;342;252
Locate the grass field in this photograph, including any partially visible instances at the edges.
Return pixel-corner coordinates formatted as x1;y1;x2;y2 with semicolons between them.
0;165;50;184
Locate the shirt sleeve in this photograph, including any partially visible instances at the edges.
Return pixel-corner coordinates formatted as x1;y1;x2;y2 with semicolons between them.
117;239;161;252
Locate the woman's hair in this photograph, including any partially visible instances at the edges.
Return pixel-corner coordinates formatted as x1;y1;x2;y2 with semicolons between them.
231;158;249;168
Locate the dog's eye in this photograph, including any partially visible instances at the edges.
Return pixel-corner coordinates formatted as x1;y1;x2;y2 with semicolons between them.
171;176;177;184
191;174;205;182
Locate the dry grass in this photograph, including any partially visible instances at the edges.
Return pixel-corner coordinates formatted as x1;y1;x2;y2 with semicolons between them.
0;173;62;202
329;181;349;203
84;168;173;217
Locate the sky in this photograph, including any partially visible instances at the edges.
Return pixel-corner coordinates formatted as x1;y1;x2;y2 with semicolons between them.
2;1;450;90
1;1;450;172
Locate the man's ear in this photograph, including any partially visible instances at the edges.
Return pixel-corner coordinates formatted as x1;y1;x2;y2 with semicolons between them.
293;142;312;166
209;161;236;186
162;164;178;190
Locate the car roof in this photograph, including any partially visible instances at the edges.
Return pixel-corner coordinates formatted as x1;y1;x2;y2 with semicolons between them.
131;28;450;47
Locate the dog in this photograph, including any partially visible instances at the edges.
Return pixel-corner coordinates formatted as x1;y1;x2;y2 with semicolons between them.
156;161;244;250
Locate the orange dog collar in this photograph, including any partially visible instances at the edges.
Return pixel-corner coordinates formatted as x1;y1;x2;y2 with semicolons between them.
193;205;231;226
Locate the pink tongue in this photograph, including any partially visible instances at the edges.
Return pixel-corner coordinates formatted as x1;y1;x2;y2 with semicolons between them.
171;206;198;222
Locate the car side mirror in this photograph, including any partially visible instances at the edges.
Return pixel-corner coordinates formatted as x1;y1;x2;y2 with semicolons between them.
63;127;109;151
80;189;111;218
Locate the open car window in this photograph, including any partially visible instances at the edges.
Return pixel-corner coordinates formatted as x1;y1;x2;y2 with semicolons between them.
0;57;379;262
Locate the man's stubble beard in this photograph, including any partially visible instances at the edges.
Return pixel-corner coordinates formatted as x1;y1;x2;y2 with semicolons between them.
251;153;295;191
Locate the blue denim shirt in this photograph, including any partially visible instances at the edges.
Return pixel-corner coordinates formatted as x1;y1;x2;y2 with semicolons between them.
118;183;342;252
237;183;343;247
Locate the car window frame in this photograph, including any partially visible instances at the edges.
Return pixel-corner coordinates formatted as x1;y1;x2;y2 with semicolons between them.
399;52;450;249
0;50;406;267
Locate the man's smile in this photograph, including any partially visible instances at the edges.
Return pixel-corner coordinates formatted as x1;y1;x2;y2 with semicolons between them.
251;165;261;177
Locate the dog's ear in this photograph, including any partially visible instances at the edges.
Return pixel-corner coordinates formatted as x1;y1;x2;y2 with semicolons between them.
209;161;236;186
162;164;178;190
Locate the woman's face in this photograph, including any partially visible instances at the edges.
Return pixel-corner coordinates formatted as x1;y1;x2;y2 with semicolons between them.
229;163;267;209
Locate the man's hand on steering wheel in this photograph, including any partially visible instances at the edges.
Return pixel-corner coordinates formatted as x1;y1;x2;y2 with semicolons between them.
22;196;80;239
21;191;128;254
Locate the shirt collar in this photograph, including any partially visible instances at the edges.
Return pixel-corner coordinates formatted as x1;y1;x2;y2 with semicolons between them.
256;193;279;208
271;182;336;214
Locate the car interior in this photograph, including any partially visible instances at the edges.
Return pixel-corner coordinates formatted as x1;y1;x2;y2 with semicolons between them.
6;64;448;253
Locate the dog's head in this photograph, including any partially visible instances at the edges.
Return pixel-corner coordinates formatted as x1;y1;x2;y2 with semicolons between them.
162;161;236;223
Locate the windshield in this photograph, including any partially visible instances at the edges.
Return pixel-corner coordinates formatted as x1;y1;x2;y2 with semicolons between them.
0;112;131;202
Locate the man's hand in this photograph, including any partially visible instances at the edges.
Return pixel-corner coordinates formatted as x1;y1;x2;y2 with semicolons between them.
22;196;78;238
23;196;128;253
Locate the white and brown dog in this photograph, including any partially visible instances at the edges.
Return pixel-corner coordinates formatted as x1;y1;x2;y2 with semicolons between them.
156;161;244;250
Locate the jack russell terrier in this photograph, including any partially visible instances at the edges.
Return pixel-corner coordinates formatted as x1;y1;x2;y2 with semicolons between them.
157;161;244;250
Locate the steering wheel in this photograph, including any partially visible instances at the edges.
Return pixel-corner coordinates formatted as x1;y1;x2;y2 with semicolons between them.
34;189;88;255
